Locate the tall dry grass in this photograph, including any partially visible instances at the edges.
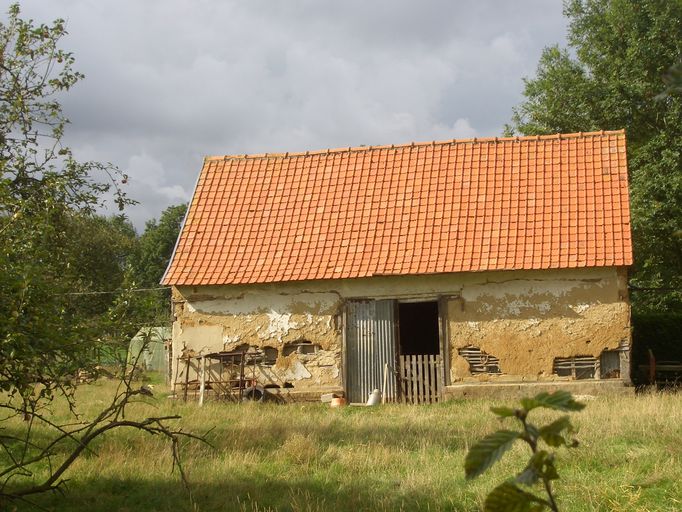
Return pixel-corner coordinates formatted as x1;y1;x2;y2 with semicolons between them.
3;380;681;511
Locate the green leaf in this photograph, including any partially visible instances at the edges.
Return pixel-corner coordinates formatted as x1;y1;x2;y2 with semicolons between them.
519;397;536;411
521;391;585;412
465;430;520;480
517;451;560;484
543;459;559;481
539;416;572;447
491;406;517;418
515;451;548;486
525;423;540;441
484;482;547;512
515;465;540;487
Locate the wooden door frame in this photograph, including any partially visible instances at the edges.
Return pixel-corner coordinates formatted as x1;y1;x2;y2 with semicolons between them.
343;296;450;402
393;299;402;401
394;297;447;401
438;296;450;388
341;305;348;395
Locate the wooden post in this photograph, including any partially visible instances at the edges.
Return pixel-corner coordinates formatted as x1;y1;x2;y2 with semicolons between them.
399;356;406;403
429;355;438;404
411;355;418;404
382;362;388;404
198;356;206;406
648;349;656;385
415;354;424;404
183;357;190;402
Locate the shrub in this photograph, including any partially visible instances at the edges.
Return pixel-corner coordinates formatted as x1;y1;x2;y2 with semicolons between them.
464;391;585;512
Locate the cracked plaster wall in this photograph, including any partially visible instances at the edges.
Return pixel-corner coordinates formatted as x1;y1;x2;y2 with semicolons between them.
448;267;630;383
171;266;631;392
171;289;343;390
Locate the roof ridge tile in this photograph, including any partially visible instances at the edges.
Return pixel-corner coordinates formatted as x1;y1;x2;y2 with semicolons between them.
204;130;626;162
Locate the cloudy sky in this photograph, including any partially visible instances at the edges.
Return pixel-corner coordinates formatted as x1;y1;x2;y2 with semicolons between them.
14;1;568;230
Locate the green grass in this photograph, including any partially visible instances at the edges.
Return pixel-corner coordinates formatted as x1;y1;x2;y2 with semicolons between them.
3;381;682;511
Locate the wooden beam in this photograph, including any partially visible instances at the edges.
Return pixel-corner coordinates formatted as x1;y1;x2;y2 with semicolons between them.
198;356;206;406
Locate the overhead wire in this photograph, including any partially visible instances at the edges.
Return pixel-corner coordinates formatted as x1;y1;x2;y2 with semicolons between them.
61;286;170;296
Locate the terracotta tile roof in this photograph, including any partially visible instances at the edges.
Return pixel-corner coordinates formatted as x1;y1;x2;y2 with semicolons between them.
162;130;633;286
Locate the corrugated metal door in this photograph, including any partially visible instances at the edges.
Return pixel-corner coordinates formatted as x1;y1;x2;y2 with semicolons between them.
345;300;397;403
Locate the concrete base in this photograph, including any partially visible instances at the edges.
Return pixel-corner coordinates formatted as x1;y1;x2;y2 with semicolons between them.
443;379;633;401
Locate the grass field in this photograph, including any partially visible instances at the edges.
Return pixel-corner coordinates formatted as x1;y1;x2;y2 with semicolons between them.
3;379;682;512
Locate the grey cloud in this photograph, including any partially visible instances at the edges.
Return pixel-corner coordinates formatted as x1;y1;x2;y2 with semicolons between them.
16;1;567;229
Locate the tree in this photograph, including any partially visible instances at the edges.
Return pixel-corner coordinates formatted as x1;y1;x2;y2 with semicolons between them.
130;203;187;288
0;5;201;503
62;214;137;315
508;0;682;312
0;2;132;404
660;60;682;97
125;203;187;322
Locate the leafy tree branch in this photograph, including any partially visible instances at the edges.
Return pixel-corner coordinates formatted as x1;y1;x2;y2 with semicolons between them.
465;391;585;512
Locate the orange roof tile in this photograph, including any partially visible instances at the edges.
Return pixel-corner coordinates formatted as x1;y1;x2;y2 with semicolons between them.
162;130;633;286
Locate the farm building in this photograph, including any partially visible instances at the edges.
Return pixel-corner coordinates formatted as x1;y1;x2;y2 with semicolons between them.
161;130;633;403
127;326;171;375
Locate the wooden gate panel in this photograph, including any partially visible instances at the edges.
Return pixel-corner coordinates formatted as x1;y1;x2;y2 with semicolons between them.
399;354;442;404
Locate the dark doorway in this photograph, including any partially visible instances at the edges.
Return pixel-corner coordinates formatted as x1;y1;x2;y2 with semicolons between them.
398;301;440;355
